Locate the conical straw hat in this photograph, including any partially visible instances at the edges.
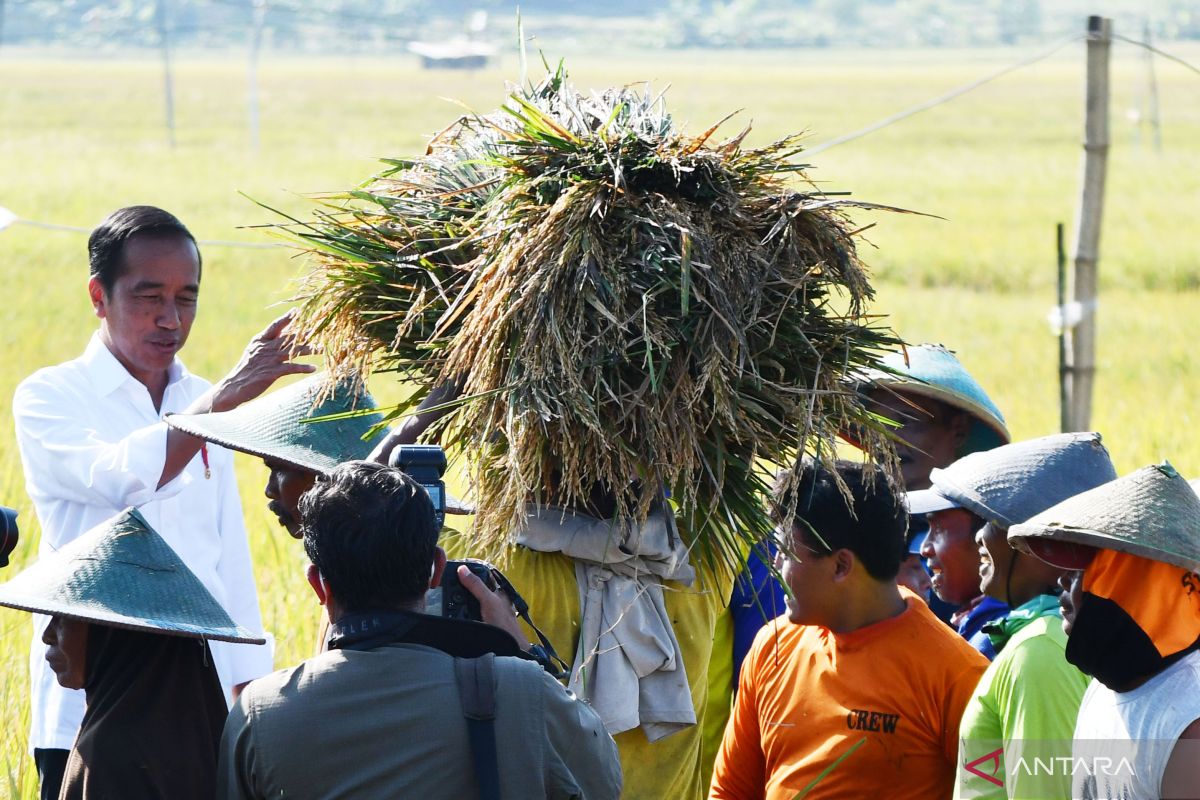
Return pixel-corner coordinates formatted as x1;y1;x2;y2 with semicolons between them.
0;509;265;643
1010;463;1200;574
166;373;385;475
866;343;1009;456
907;432;1116;526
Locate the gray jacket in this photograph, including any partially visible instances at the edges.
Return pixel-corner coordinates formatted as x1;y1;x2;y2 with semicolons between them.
218;642;622;799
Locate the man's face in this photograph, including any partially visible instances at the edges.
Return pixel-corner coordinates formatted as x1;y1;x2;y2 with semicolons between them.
264;458;318;538
896;553;932;601
42;616;89;690
867;390;967;490
89;234;200;387
1059;570;1083;636
975;521;1010;600
774;525;835;626
919;508;984;605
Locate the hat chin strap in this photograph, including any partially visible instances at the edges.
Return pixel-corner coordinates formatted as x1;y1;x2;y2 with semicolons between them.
1005;549;1019;608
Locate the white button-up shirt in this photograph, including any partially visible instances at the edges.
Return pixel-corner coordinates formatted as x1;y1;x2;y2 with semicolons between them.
13;333;274;752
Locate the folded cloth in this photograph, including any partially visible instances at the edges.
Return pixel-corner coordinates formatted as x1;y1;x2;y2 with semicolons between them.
515;504;697;742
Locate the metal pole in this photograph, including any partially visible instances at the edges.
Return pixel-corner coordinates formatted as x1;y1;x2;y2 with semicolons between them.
1065;15;1111;431
1057;223;1069;432
247;0;267;152
155;0;176;149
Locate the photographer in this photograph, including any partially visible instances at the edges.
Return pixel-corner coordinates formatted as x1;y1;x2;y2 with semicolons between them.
217;461;621;800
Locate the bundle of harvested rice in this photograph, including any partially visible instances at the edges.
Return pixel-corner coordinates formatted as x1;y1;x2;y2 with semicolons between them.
282;64;905;573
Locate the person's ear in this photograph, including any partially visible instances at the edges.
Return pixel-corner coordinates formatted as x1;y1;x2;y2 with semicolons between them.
831;549;855;582
428;546;447;590
306;564;329;605
88;277;107;319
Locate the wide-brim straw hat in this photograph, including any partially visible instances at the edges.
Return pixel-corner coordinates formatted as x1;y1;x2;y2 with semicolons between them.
166;373;386;475
907;432;1117;527
0;509;265;643
1010;463;1200;574
864;343;1009;457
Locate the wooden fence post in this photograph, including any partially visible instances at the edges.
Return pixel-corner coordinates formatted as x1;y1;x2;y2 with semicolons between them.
1142;19;1163;152
247;0;267;152
1064;15;1111;431
1057;223;1069;432
155;0;177;149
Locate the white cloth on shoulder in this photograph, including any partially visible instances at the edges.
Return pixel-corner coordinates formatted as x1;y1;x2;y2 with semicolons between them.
514;504;697;742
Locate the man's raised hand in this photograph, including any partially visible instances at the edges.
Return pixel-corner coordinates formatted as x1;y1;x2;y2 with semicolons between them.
212;311;316;413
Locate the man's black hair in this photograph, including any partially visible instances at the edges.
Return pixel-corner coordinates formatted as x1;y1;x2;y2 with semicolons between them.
88;205;201;293
770;458;907;580
301;460;438;613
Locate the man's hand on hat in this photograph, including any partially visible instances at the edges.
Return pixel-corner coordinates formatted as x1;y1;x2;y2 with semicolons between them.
211;310;316;413
457;564;527;650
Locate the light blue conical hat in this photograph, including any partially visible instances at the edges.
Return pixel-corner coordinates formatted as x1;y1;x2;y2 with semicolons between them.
0;509;265;643
867;343;1009;457
907;431;1117;527
166;373;386;475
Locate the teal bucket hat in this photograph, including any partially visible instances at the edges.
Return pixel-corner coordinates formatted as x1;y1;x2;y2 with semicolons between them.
865;343;1009;457
166;373;386;475
0;509;265;643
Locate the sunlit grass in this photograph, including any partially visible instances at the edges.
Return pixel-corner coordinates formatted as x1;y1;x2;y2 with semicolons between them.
1;46;1198;798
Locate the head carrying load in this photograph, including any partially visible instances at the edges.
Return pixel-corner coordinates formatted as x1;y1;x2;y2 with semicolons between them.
280;63;905;572
862;343;1009;458
0;508;264;643
166;373;386;475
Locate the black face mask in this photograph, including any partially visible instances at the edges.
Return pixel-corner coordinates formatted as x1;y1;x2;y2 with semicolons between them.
1065;592;1200;690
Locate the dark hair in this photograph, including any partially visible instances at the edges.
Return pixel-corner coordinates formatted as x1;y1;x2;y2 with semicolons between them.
88;206;201;293
770;458;907;580
301;461;438;612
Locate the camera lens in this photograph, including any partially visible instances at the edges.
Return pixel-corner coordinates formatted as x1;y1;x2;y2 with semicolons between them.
0;506;19;569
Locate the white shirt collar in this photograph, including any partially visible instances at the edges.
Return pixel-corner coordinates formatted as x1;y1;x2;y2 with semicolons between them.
80;332;189;398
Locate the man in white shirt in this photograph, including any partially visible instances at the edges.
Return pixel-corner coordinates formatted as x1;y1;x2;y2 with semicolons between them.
12;205;314;800
1010;463;1200;800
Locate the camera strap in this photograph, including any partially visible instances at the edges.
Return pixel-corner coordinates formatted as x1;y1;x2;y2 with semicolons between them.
326;609;528;660
328;610;515;799
455;654;501;800
490;571;571;680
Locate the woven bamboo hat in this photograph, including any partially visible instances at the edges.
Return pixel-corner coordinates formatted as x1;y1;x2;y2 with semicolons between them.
0;509;265;643
866;343;1009;457
907;432;1117;526
166;373;385;475
1010;463;1200;574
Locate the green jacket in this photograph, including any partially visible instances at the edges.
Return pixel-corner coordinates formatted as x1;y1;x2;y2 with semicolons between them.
954;596;1090;799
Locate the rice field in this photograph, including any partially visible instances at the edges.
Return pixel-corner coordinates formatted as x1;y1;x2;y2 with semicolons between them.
1;43;1198;797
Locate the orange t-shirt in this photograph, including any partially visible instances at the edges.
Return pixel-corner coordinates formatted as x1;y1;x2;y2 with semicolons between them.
710;595;988;800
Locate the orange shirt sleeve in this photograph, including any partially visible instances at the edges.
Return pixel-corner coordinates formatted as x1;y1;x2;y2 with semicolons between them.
710;630;767;800
940;654;988;764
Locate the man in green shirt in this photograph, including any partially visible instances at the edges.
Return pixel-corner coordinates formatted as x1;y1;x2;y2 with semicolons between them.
907;431;1117;799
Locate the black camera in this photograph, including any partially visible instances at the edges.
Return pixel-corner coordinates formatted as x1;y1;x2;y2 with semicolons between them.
435;559;502;621
427;558;569;679
389;445;447;529
1;506;19;569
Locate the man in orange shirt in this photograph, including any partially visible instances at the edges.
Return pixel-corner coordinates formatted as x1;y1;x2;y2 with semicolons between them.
710;459;988;800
